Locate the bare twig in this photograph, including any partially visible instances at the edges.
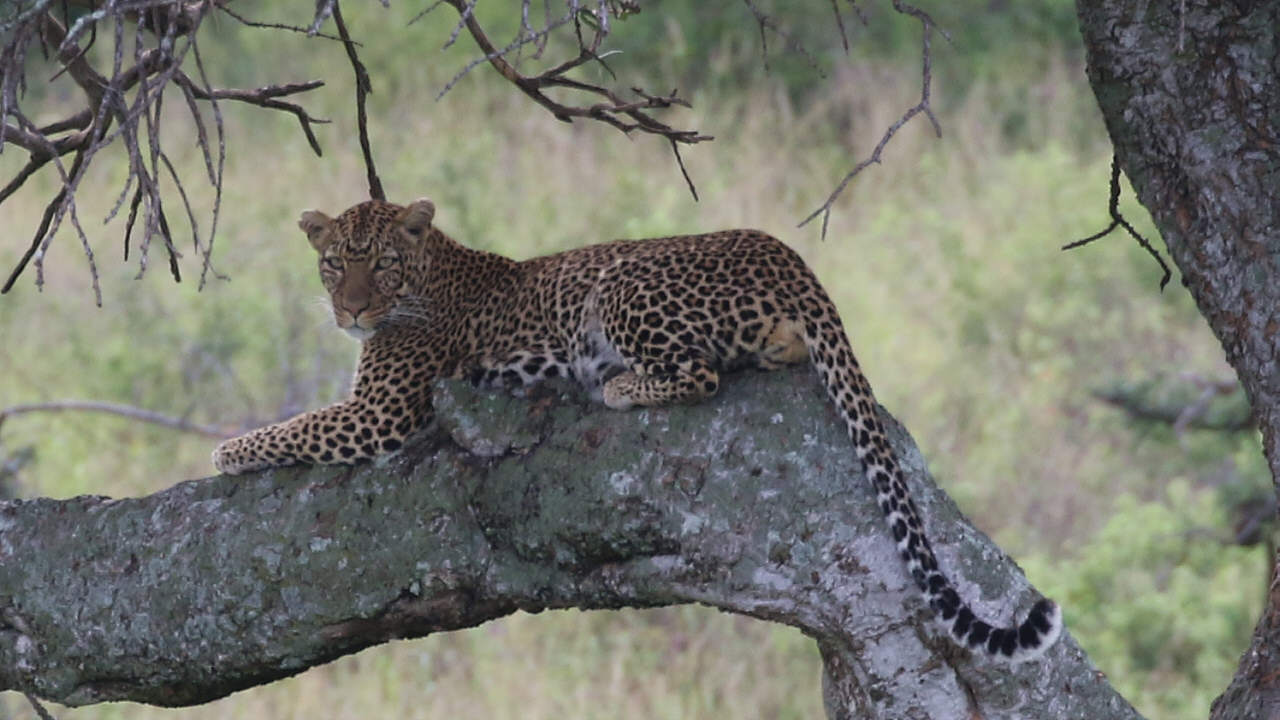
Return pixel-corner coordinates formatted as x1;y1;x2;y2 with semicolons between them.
0;154;48;206
845;0;870;27
1;143;90;295
438;0;711;182
408;0;449;26
24;693;56;720
741;0;824;75
309;0;338;36
1;2;326;298
1062;154;1172;291
670;139;698;202
0;1;57;35
0;401;232;439
444;0;481;49
830;0;851;54
170;75;328;156
799;1;945;239
332;0;385;201
218;4;346;42
189;35;229;289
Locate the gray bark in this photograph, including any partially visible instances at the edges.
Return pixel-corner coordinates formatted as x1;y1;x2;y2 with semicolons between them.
1;367;1137;718
1074;2;1280;717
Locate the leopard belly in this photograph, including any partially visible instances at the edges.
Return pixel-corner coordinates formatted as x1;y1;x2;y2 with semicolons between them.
469;320;627;404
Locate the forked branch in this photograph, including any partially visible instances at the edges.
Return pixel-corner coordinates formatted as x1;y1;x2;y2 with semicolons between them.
0;2;328;298
441;0;707;144
799;0;947;239
437;0;709;198
1062;154;1172;290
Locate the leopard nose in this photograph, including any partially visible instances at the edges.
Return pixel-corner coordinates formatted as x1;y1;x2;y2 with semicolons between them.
339;300;370;317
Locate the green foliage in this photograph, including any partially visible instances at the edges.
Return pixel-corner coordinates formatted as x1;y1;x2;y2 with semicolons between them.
1025;484;1265;720
0;3;1266;718
581;0;1082;101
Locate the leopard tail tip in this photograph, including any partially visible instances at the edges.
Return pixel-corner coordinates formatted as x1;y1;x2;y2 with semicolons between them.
1008;598;1063;664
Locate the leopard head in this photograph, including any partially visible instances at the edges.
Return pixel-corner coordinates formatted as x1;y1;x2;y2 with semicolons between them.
298;198;436;340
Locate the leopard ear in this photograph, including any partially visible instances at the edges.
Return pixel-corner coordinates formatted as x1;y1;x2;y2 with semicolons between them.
399;198;436;240
298;210;334;252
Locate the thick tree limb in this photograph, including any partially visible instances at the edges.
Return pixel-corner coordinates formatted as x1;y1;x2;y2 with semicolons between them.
0;368;1137;718
1074;2;1280;716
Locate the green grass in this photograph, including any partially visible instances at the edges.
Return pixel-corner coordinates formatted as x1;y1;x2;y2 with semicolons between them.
0;9;1266;718
0;609;821;720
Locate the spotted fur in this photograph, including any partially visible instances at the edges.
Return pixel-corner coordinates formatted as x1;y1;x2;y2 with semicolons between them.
212;198;1062;660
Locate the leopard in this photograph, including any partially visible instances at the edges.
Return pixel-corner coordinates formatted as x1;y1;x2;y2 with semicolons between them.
212;197;1062;661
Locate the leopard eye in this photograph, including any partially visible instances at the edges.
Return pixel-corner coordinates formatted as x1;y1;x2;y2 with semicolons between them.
322;256;344;271
374;255;399;271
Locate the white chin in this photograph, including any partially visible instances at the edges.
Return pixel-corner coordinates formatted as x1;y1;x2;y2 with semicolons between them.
343;326;374;341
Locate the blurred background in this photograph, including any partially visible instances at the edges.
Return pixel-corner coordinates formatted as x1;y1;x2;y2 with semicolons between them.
0;1;1268;718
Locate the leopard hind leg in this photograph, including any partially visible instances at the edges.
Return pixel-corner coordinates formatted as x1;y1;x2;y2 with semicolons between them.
601;359;721;410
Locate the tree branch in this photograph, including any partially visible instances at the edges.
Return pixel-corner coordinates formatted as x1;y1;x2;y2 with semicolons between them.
800;0;947;239
1093;377;1253;434
0;368;1138;718
332;0;384;201
169;75;329;156
0;2;326;297
0;401;232;439
1061;154;1172;291
439;0;710;153
1075;3;1280;713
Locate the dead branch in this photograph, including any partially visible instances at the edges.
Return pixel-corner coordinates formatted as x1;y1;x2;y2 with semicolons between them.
0;401;232;439
332;0;384;201
800;0;947;239
0;2;326;298
219;5;346;42
1093;376;1253;434
169;75;329;156
741;0;824;74
188;33;227;289
1062;154;1172;291
829;0;850;54
23;693;55;720
1;144;90;297
438;0;710;201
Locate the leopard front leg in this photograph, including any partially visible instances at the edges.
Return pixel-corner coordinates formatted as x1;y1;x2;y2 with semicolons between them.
212;327;452;475
211;398;430;474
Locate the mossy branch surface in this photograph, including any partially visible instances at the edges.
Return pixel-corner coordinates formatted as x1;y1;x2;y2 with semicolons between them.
0;367;1137;718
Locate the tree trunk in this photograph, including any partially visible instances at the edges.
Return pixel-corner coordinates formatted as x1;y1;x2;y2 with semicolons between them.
1074;1;1280;717
1;367;1137;719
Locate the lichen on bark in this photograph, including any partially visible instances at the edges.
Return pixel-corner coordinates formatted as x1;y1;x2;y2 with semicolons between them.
2;367;1137;718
